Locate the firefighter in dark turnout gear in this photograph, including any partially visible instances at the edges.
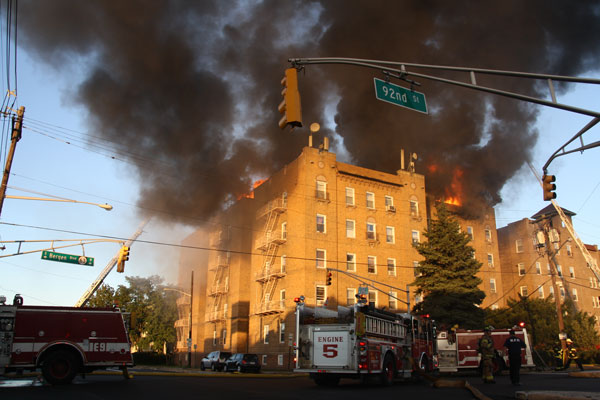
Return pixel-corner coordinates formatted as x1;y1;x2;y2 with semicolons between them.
504;329;526;386
478;327;496;383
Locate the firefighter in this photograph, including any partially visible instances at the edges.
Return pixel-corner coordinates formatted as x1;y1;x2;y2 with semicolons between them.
503;329;526;386
562;339;584;371
478;326;496;383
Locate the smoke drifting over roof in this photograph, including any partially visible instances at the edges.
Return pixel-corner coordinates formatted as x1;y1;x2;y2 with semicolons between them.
18;0;600;222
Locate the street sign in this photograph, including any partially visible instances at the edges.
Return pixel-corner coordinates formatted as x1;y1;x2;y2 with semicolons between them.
41;250;94;266
374;78;428;114
358;285;369;295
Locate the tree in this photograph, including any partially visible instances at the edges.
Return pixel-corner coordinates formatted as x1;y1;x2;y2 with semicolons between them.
412;202;485;328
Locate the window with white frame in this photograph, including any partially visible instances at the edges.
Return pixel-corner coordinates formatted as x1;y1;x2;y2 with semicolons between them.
412;230;420;244
368;256;376;274
346;253;356;271
559;285;565;298
536;262;541;275
213;329;217;345
566;244;572;256
262;355;267;365
549;286;555;298
262;326;268;343
569;267;575;278
279;321;285;343
490;279;496;293
547;263;551;273
387;258;396;276
389;291;397;310
223;303;228;318
366;222;376;240
520;286;528;297
282;192;288;207
515;239;524;253
316;285;326;306
484;227;492;242
410;197;419;217
281;222;287;240
280;289;286;309
222;329;227;345
345;187;355;206
413;261;420;277
316;180;327;199
572;288;578;302
538;286;544;299
386;226;395;243
368;290;377;306
518;263;525;276
281;255;287;273
557;265;563;277
466;226;474;240
487;254;494;267
346;288;356;306
316;214;326;233
385;195;394;211
346;219;356;238
316;249;326;268
366;192;375;209
593;296;600;308
278;354;284;366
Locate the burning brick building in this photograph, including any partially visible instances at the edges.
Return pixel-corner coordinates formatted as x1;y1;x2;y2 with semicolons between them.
174;142;506;368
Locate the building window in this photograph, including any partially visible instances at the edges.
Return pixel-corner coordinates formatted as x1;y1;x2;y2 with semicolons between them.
281;222;287;240
223;303;228;319
316;214;326;233
367;256;377;274
213;329;217;346
413;261;420;277
487;254;494;267
346;253;356;271
280;290;286;309
466;226;474;240
368;290;377;306
520;286;528;297
222;329;227;345
262;355;267;365
410;198;419;217
412;230;420;244
279;321;285;343
316;285;326;306
278;354;284;366
515;239;524;253
556;265;563;277
518;263;525;276
593;296;600;308
316;249;326;269
281;255;286;273
566;244;572;256
538;287;544;299
345;187;355;206
263;325;269;344
346;219;356;238
385;196;395;211
490;279;496;293
569;267;575;278
282;192;288;207
559;285;565;298
572;288;578;302
389;291;397;310
316;180;327;200
366;192;375;209
386;226;395;243
366;222;376;240
536;262;541;275
346;288;356;306
484;227;492;242
387;258;396;276
547;263;551;274
549;286;554;298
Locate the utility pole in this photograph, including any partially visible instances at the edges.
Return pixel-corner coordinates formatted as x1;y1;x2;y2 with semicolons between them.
0;106;25;218
188;270;194;368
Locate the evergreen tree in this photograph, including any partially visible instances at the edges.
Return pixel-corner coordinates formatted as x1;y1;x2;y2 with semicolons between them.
412;202;485;329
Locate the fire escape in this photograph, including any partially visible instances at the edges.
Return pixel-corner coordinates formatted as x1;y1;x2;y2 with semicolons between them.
254;196;287;315
206;227;230;324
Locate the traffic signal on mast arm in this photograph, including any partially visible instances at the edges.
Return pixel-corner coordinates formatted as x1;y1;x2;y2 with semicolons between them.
326;270;333;286
542;174;557;201
278;68;302;129
116;246;130;273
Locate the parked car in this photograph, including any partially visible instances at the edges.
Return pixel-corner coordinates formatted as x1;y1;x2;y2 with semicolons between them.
200;351;232;371
225;353;261;373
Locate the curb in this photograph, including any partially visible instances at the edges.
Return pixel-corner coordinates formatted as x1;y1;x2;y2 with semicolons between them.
515;391;600;400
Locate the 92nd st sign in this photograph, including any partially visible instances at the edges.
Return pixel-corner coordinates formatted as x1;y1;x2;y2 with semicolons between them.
374;78;428;114
41;250;94;266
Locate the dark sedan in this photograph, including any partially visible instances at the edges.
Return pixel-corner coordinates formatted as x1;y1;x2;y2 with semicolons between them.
225;353;261;373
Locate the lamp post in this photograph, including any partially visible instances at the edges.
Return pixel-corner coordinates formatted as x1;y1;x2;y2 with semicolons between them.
4;195;113;210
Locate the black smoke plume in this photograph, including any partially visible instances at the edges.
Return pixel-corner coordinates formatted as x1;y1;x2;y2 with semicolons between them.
18;0;600;222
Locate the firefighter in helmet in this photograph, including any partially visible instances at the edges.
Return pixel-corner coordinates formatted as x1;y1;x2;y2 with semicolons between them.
562;339;584;371
478;326;496;383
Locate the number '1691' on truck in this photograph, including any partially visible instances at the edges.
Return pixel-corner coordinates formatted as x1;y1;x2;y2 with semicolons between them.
294;298;436;386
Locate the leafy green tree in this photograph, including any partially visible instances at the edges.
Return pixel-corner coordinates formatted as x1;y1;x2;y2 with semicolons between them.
412;202;485;329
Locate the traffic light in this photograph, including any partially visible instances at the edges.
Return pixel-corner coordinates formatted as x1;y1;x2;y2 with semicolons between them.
116;246;130;273
326;271;333;286
278;68;302;129
542;174;556;201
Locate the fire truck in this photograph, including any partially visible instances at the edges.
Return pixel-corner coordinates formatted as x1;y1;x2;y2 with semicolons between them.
436;327;534;373
294;298;436;386
1;294;134;384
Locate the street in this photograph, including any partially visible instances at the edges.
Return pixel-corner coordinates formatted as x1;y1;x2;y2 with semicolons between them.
1;369;598;400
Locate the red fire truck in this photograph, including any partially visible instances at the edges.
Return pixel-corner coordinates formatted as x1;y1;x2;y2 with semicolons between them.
436;327;534;373
294;298;436;386
1;295;134;384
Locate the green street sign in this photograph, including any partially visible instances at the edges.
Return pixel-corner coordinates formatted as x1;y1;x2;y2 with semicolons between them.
374;78;428;114
41;250;94;266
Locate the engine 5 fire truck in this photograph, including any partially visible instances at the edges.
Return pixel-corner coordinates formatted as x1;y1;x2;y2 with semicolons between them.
436;327;534;373
1;294;134;384
294;297;436;386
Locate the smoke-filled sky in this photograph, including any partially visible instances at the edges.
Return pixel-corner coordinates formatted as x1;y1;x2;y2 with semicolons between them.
17;0;600;222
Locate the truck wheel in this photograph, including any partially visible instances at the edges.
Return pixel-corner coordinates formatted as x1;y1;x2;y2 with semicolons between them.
380;354;395;386
42;350;79;385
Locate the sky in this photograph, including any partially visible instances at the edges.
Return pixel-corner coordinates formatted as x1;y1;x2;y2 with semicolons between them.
0;1;599;307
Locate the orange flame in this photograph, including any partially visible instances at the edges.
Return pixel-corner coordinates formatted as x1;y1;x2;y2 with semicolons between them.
236;179;267;200
444;168;464;206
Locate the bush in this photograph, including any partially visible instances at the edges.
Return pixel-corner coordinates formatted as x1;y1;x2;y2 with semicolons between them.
133;351;167;365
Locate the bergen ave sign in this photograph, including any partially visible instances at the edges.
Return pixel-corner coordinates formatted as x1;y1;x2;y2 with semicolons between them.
374;78;428;114
42;250;94;266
